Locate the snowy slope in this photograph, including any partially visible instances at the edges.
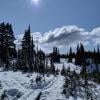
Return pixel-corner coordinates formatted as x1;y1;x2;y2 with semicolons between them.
0;60;100;100
0;71;56;100
40;75;66;100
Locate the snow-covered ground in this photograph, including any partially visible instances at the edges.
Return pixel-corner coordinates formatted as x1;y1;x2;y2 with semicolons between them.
0;60;100;100
40;75;66;100
0;70;56;100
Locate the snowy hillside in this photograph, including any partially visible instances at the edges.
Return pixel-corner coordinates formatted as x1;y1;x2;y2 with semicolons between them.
0;60;76;100
0;60;100;100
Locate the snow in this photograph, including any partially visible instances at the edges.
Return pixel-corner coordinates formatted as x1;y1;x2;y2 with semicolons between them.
0;71;56;100
41;75;66;100
0;60;100;100
0;70;65;100
54;59;81;73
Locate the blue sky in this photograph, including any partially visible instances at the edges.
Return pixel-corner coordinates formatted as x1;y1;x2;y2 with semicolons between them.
0;0;100;34
0;0;100;53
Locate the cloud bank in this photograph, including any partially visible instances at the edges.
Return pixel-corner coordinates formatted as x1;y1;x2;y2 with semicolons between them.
15;25;100;53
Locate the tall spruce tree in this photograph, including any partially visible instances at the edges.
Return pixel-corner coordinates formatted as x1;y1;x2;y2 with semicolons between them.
75;43;85;65
30;36;35;71
51;47;60;63
21;25;34;72
68;47;72;63
0;22;16;68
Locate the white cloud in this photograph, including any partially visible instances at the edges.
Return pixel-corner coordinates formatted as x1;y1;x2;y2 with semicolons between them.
90;27;100;36
15;26;100;53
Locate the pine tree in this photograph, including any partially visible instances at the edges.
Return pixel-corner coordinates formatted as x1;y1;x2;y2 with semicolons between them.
16;49;22;70
0;23;6;63
30;36;35;71
0;22;16;68
51;47;60;63
21;25;34;72
75;43;85;65
61;64;66;76
50;59;55;74
75;44;80;65
6;23;16;58
68;47;72;63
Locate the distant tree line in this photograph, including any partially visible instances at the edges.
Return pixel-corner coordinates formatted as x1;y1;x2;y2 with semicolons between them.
0;22;100;74
48;43;100;67
49;47;60;63
67;43;100;65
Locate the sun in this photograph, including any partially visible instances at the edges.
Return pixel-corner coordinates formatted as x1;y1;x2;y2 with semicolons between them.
31;0;39;5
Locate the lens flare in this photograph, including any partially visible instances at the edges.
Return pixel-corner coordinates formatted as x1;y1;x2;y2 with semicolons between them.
31;0;39;5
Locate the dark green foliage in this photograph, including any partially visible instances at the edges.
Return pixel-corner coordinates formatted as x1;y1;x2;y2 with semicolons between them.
36;75;42;84
0;81;2;89
63;70;78;98
1;90;8;100
63;68;98;99
61;64;66;75
68;47;73;63
50;47;60;63
74;43;100;66
75;43;85;65
0;22;16;68
19;25;35;72
50;59;56;74
21;25;32;70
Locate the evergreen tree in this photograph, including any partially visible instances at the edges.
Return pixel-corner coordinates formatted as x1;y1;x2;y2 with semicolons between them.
61;64;66;76
30;36;35;71
50;59;55;74
75;44;80;65
75;43;85;65
21;25;34;72
6;23;16;58
0;22;16;69
16;49;22;70
51;47;60;63
68;47;72;63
